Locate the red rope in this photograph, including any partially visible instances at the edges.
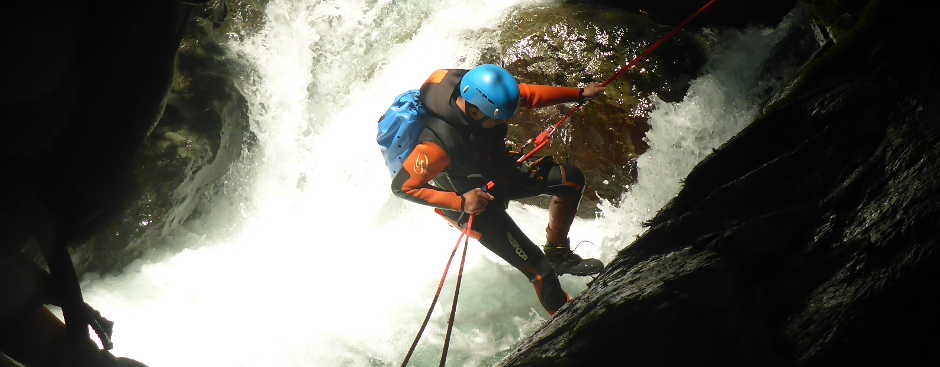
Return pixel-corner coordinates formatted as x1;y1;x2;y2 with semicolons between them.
439;215;473;366
399;223;468;367
602;0;719;87
402;2;721;362
400;214;478;367
517;0;719;164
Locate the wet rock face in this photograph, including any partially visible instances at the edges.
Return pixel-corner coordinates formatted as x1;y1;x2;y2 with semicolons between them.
72;1;266;276
491;4;708;206
578;0;797;29
1;1;265;364
1;2;200;365
0;3;194;269
498;1;940;366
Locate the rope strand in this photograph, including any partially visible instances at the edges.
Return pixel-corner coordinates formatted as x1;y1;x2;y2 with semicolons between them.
404;1;720;363
400;228;467;367
517;0;719;164
440;215;474;366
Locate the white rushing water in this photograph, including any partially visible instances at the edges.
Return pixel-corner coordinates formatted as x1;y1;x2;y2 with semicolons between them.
79;1;794;366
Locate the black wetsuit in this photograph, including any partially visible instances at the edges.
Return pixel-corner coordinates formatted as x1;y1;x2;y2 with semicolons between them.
390;69;585;313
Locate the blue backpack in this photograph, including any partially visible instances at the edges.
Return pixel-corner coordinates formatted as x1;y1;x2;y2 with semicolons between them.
377;89;426;177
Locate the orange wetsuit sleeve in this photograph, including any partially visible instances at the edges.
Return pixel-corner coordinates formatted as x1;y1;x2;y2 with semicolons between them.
518;83;581;108
390;141;463;212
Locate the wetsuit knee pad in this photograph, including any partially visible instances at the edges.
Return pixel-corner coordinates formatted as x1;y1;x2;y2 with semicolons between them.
546;164;585;196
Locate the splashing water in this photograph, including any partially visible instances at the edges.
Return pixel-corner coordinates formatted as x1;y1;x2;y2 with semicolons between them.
597;23;795;260
79;1;795;366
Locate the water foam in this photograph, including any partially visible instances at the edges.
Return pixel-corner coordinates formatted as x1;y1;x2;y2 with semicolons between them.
80;2;794;365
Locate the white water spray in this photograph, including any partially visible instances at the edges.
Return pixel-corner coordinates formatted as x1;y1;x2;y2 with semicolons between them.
597;24;794;260
80;1;795;366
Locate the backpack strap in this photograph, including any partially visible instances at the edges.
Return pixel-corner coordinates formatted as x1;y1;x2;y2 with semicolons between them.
421;116;470;171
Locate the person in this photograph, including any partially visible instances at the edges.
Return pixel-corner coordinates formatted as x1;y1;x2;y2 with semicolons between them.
1;255;147;367
390;64;606;315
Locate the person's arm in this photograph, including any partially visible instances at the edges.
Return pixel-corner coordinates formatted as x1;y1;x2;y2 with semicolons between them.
390;141;495;214
391;142;463;211
518;83;606;108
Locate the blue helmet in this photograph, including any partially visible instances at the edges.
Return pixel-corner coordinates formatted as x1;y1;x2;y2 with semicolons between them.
459;64;519;120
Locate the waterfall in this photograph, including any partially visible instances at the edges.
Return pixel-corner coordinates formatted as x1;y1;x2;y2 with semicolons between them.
79;1;796;365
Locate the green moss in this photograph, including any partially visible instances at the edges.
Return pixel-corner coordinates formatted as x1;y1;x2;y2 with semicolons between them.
189;0;269;40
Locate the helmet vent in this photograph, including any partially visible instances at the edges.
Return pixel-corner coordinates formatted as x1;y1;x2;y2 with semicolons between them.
462;85;470;93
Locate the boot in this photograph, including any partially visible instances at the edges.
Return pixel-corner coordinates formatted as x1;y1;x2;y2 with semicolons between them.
543;239;604;276
544;195;603;276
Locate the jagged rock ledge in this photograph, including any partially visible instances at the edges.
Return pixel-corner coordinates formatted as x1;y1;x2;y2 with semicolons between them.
497;1;940;365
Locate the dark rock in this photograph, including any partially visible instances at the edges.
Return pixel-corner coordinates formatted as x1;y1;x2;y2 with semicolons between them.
498;1;940;365
575;0;797;28
0;1;262;365
1;1;193;269
71;0;266;276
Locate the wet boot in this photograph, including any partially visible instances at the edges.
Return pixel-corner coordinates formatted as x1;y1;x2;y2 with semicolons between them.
543;239;604;276
543;195;604;276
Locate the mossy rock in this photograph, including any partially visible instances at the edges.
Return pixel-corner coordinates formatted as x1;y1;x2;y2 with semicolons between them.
488;4;707;206
74;1;263;275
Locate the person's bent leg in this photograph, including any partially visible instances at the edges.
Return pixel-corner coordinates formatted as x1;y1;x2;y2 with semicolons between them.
489;213;568;314
439;209;568;314
541;164;604;276
544;163;584;243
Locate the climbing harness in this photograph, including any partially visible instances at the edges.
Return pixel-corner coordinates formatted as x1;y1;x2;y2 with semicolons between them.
516;0;719;164
401;1;719;364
